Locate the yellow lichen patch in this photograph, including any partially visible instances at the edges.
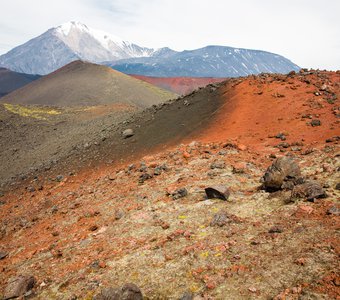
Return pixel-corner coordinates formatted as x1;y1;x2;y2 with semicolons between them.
199;251;209;258
3;103;61;120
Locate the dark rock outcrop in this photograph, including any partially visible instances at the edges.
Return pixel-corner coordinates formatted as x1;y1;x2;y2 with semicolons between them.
3;275;36;300
94;283;143;300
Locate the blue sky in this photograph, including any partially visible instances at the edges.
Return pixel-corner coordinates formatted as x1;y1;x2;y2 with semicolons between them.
1;0;339;70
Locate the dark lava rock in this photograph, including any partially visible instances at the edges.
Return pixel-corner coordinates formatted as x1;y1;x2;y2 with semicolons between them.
26;186;36;193
89;225;98;232
205;185;230;201
138;172;153;184
311;119;321;127
3;275;36;300
275;133;286;140
153;164;169;176
179;291;194;300
335;183;340;190
277;142;290;149
0;251;8;260
210;211;233;227
327;206;340;216
122;129;134;139
268;226;283;233
56;175;64;182
261;156;301;192
171;188;188;200
94;283;143;300
291;180;327;201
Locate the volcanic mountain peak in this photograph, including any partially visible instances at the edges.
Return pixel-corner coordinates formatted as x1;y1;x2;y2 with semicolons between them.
54;21;153;57
55;21;90;36
0;22;156;75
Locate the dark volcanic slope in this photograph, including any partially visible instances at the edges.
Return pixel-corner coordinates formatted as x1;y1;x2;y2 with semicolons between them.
0;83;223;187
0;67;40;97
0;60;175;107
0;70;339;188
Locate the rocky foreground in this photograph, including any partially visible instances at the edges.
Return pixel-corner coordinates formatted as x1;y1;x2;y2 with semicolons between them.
0;139;339;299
0;69;339;299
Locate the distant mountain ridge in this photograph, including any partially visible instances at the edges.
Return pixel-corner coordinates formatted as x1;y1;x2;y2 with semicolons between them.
0;22;300;76
108;45;300;77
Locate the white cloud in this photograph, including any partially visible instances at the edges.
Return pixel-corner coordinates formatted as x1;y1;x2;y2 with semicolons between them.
0;0;339;70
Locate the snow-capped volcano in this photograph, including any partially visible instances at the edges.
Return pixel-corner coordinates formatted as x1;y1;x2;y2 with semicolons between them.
0;21;300;76
55;21;154;59
0;21;155;75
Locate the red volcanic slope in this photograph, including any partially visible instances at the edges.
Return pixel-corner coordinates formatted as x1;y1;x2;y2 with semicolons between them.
131;75;226;95
191;71;340;150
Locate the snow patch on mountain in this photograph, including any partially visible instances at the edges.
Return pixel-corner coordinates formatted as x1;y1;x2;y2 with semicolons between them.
0;22;156;74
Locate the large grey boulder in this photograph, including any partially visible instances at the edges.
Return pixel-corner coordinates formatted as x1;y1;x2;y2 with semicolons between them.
291;180;327;201
262;156;301;192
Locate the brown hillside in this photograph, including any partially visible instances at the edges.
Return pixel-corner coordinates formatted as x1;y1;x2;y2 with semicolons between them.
0;67;40;97
0;61;175;107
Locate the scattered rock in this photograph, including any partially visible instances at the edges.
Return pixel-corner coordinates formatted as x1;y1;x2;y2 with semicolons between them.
232;162;246;174
205;185;230;201
277;142;290;149
210;211;233;227
170;188;188;200
335;183;340;190
94;283;143;300
210;160;225;169
261;156;301;192
275;133;286;140
0;251;8;260
301;148;314;155
3;275;36;300
122;129;134;139
89;225;98;231
237;144;247;151
291;180;327;201
179;291;194;300
310;119;321;127
26;186;36;193
115;209;125;220
268;226;283;233
327;206;340;216
51;205;59;214
153;164;169;176
138;172;153;184
56;175;64;182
